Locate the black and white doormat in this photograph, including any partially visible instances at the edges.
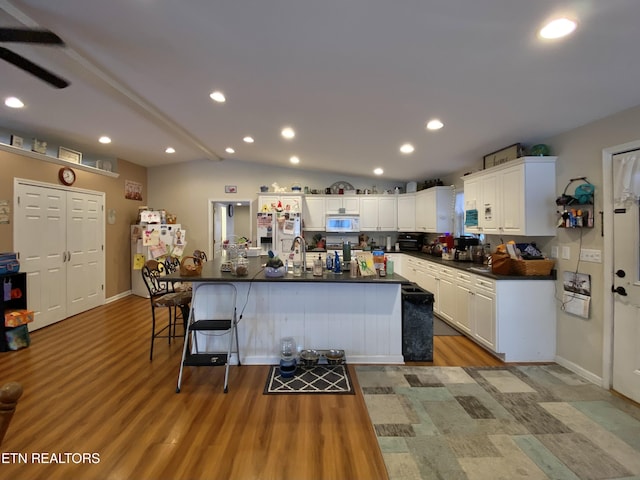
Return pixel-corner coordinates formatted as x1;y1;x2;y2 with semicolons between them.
263;365;354;394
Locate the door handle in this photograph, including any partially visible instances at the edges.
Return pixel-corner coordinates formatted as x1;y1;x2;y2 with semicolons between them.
611;285;628;296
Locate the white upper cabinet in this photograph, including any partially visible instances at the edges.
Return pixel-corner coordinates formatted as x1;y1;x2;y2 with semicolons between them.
325;196;359;214
462;156;557;236
359;196;397;231
415;186;454;233
303;196;326;230
397;194;416;231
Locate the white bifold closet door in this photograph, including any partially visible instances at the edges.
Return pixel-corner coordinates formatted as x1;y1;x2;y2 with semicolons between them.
14;180;105;331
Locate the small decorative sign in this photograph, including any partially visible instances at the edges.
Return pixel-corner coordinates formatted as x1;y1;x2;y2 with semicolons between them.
58;146;82;164
10;135;23;148
32;138;47;155
225;185;237;193
483;143;523;169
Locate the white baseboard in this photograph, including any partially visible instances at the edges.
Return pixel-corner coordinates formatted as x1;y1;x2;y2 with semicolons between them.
106;290;132;304
554;355;604;387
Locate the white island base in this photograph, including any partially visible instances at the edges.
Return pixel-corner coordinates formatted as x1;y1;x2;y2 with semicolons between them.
193;281;404;365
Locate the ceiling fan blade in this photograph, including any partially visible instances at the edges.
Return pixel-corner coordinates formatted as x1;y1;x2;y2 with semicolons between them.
0;27;64;45
0;46;69;88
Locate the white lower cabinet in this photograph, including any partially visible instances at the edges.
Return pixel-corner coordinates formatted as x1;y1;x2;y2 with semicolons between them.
454;271;472;334
399;254;555;361
437;266;456;323
471;277;496;350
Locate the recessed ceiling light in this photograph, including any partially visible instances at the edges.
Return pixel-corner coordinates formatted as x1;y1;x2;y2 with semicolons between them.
539;18;577;39
165;147;175;154
289;156;300;164
281;127;295;139
225;147;235;154
98;136;111;144
209;90;226;103
4;97;24;108
243;136;254;143
426;119;444;131
374;168;384;175
400;143;415;154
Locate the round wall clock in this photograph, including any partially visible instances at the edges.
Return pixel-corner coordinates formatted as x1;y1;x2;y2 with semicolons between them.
58;166;76;186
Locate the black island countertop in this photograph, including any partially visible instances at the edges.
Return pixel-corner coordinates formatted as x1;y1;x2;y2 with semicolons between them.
165;256;409;284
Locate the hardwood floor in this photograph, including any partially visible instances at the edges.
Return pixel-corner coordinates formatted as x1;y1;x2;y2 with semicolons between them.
0;295;502;480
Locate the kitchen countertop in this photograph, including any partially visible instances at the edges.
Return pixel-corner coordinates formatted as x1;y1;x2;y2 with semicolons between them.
165;256;409;284
399;251;556;280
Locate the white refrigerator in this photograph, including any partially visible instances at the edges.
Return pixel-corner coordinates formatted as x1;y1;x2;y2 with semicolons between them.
256;212;301;257
131;224;182;298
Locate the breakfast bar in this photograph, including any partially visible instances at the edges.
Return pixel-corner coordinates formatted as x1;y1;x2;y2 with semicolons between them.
166;257;411;364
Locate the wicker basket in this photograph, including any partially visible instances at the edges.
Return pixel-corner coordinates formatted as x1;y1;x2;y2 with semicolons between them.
179;256;203;277
511;258;555;276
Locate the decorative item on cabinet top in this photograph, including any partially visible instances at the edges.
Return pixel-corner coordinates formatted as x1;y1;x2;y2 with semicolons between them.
483;143;524;169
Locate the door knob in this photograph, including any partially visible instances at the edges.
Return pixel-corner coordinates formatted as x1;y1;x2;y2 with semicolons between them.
615;269;626;278
611;285;628;296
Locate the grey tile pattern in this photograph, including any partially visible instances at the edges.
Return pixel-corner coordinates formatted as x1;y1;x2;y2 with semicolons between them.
356;365;640;480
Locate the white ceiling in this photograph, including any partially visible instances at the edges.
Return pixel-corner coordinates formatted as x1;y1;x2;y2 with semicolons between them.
1;0;639;182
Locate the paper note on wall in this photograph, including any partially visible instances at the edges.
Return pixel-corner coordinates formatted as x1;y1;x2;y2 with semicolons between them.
562;292;590;318
143;228;160;246
133;253;145;270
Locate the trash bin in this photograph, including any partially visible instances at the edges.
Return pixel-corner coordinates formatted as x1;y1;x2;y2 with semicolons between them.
401;283;434;361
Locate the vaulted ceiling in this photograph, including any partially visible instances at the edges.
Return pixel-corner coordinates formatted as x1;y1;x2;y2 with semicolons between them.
1;1;639;181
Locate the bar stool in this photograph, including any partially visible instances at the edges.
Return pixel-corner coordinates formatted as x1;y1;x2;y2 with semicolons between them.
176;282;240;393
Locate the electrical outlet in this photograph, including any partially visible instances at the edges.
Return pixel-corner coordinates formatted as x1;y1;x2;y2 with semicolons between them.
562;246;571;260
551;246;559;259
580;248;602;263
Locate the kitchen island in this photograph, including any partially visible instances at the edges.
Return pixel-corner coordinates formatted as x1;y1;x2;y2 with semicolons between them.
166;257;411;364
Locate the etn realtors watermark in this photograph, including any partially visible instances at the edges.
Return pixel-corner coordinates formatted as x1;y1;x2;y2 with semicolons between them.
2;452;100;464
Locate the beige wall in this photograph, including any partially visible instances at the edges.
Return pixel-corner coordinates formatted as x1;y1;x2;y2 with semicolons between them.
0;149;147;298
544;105;640;378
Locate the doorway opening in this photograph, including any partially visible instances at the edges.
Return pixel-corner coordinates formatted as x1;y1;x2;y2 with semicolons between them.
208;199;253;258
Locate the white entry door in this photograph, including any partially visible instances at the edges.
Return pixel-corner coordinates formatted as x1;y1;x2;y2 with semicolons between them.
612;150;640;403
14;180;105;330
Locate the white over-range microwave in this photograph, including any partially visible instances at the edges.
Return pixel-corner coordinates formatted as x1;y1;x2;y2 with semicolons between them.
325;215;360;233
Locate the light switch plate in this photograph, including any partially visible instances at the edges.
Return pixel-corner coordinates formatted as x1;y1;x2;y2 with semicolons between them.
580;248;602;263
562;246;571;260
551;246;559;259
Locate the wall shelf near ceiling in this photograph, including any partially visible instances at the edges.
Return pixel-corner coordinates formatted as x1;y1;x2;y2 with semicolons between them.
0;143;119;178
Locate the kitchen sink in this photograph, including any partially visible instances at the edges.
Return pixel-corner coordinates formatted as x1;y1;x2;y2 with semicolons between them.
467;266;491;273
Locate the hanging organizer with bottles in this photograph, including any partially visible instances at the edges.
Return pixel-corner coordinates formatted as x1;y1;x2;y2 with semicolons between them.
556;177;595;228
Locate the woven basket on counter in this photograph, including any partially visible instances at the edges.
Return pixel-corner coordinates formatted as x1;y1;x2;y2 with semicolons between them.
179;256;203;276
511;258;555;276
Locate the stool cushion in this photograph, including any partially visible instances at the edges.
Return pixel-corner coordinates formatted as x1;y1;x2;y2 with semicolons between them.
152;291;192;307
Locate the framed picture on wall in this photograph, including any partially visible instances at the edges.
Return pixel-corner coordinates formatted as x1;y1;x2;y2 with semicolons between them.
10;135;23;148
58;146;82;164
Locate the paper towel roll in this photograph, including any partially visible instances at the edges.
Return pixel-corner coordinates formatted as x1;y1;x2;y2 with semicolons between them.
386;236;392;251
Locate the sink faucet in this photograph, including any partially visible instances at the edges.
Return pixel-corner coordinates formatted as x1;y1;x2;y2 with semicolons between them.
292;236;307;271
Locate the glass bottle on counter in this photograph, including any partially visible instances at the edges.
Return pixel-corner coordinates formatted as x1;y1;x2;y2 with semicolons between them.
313;254;323;277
